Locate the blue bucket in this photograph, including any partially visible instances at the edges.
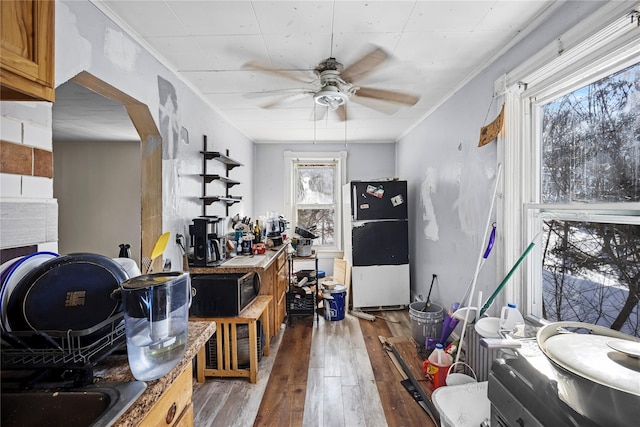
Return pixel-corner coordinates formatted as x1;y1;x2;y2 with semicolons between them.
323;284;346;321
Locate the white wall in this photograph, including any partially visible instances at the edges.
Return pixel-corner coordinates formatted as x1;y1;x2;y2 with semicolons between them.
53;140;141;263
397;0;605;315
0;0;255;270
254;142;396;273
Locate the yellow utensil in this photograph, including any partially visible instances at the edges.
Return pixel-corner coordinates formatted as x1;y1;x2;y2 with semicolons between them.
147;231;170;273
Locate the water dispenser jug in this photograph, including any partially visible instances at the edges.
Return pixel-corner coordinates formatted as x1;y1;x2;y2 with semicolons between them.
119;272;191;381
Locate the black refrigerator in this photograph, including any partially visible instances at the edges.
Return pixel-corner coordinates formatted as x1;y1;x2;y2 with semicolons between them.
343;180;410;309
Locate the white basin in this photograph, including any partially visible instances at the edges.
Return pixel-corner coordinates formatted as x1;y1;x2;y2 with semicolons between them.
221;255;266;267
432;381;490;427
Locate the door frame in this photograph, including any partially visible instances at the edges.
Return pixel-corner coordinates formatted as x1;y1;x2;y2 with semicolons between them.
70;71;162;269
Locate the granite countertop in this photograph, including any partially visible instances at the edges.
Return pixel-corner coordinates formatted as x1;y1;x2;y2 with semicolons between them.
94;321;216;427
188;242;291;274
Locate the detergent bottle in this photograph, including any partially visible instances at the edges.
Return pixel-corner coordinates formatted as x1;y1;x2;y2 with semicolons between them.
500;303;525;331
426;343;453;390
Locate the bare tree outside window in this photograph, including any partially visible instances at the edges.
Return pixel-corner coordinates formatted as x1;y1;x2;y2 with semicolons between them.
540;61;640;337
295;164;337;246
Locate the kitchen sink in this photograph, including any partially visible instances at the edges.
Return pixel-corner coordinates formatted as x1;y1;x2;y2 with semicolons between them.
0;381;146;427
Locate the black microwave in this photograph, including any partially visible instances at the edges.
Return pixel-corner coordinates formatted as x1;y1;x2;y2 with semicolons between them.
189;272;260;317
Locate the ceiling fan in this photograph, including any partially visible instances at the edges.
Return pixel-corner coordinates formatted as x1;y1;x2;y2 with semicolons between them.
244;46;420;121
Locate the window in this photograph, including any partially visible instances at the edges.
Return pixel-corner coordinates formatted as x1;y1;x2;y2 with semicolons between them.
285;151;347;255
499;4;640;337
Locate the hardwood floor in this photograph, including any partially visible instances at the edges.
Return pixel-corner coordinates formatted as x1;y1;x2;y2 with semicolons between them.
192;311;436;427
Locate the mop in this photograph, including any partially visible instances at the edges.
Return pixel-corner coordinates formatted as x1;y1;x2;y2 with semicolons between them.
453;164;502;369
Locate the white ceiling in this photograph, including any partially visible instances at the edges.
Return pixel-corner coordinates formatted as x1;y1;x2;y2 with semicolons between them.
56;1;557;144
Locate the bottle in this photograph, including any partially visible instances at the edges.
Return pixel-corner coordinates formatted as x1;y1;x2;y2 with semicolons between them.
254;221;261;244
426;343;453;390
500;303;525;331
237;236;243;255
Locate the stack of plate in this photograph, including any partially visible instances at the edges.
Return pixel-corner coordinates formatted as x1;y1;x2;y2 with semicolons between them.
1;253;129;344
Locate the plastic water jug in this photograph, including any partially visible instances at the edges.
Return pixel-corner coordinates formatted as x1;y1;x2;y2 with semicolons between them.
426;343;453;390
120;272;191;381
500;303;524;331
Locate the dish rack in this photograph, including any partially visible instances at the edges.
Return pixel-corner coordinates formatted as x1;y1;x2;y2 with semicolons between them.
1;312;126;370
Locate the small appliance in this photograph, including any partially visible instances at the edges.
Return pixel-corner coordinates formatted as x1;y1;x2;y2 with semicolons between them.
265;213;287;246
189;272;260;317
189;218;226;266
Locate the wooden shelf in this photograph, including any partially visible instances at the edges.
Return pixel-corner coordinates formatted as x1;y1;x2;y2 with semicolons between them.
200;196;242;206
200;151;243;169
199;136;243;217
199;174;240;187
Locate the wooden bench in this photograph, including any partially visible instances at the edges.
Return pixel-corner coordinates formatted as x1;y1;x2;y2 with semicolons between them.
191;295;272;383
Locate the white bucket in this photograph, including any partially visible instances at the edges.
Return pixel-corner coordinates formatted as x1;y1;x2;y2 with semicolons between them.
296;238;313;257
432;381;490;427
446;362;477;386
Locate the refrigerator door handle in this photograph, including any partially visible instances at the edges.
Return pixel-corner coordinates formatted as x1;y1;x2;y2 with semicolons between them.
352;185;358;221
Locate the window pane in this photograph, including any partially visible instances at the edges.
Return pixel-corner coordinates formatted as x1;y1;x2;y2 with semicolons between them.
296;166;335;204
541;219;640;337
540;62;640;203
297;208;335;245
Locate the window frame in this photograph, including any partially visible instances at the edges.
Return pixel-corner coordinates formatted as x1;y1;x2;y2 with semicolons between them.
497;2;640;322
284;151;347;258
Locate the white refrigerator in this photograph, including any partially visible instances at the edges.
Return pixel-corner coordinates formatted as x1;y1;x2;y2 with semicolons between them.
343;180;410;309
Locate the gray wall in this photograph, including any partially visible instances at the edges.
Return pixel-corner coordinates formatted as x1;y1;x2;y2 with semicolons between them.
397;0;605;315
53;140;141;263
254;142;396;273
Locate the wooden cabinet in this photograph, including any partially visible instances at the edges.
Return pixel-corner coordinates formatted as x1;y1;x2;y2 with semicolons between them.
139;361;194;426
257;249;288;335
0;0;55;101
275;250;289;328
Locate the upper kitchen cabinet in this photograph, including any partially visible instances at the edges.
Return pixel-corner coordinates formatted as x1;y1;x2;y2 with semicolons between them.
0;0;55;102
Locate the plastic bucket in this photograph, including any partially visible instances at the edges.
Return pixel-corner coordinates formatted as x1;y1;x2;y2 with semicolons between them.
409;302;443;349
323;284;346;321
296;238;313;257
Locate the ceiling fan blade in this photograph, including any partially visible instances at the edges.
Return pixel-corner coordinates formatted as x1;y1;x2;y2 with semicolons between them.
335;104;347;122
261;92;310;109
244;60;313;84
341;47;389;83
355;86;420;106
349;94;401;115
244;89;312;99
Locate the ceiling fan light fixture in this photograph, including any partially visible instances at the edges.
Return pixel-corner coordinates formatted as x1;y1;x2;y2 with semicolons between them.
314;86;348;111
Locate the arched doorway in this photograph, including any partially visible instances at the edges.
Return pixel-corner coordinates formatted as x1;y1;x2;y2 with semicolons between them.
55;71;162;270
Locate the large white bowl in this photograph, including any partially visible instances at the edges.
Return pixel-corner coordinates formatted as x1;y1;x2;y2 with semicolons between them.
474;316;501;338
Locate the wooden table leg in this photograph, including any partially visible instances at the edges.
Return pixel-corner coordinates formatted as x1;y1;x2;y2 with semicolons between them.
197;345;206;383
262;307;270;356
248;320;257;383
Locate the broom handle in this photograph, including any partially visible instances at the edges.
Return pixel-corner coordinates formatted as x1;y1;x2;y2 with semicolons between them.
454;164;501;366
479;231;541;317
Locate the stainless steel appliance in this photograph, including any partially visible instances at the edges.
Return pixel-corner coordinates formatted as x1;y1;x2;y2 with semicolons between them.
189;218;226;266
487;322;640;427
265;213;286;246
343;180;410;309
189;272;260;317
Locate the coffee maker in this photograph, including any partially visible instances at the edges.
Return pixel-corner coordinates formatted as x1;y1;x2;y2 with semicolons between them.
189;218;226;266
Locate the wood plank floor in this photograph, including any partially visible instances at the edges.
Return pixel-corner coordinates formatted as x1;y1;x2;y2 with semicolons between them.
192;311;437;427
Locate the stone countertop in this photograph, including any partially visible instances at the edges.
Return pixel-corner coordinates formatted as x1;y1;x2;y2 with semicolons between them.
188;242;291;274
93;321;216;427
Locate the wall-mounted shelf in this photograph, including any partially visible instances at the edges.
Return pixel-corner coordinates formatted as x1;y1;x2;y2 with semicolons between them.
200;151;243;169
199;174;240;187
200;196;243;206
199;136;243;217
